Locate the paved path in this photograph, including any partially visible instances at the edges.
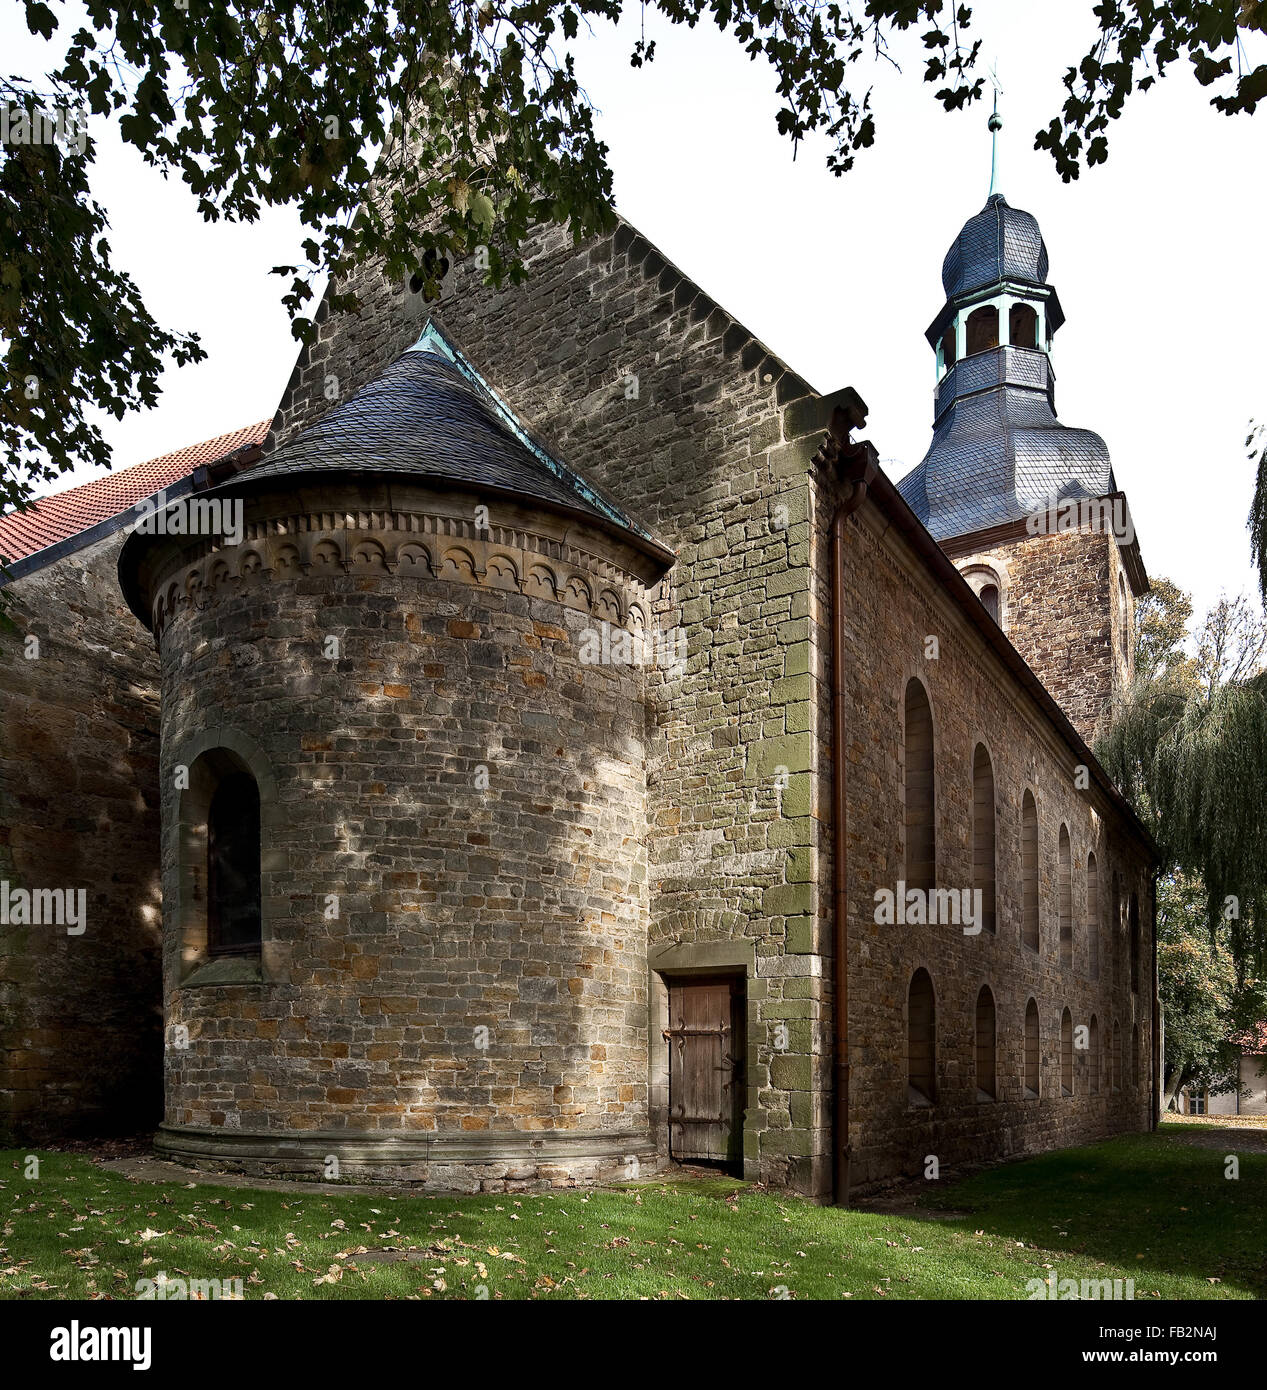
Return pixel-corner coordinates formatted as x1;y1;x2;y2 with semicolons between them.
1158;1118;1267;1154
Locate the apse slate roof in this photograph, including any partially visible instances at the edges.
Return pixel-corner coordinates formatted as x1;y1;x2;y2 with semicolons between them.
0;421;269;565
942;193;1049;299
239;322;672;564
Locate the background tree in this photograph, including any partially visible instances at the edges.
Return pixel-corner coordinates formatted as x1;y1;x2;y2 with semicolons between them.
1098;581;1267;976
3;0;1266;517
1157;869;1266;1110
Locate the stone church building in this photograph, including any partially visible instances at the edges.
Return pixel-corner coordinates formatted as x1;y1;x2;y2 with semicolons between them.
0;184;1157;1200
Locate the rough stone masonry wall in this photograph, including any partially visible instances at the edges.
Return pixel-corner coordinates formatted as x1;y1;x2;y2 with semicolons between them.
949;527;1133;746
265;219;838;1192
150;483;656;1189
0;533;163;1143
810;463;1154;1191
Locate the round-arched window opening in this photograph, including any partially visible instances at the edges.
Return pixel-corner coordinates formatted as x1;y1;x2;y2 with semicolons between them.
1118;574;1130;662
208;771;262;957
408;249;451;300
965;305;999;357
979;583;1000;624
1009;303;1038;349
940;326;957;371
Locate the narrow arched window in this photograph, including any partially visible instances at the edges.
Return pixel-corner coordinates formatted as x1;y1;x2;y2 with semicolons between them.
1119;573;1131;664
1024;998;1040;1098
940;326;957;370
1112;869;1122;981
1129;891;1141;994
207;771;262;956
908;969;936;1105
1058;825;1072;968
1061;1008;1074;1096
975;986;996;1101
1111;1018;1122;1092
1133;1023;1142;1090
904;679;935;893
966;305;999;356
1021;790;1039;952
1089;1014;1100;1095
1087;853;1100;981
972;745;996;935
979;583;1000;624
1009;302;1038;349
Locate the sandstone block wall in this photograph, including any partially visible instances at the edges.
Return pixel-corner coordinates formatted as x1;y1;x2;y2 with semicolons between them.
811;464;1155;1191
0;533;163;1142
145;479;657;1188
949;527;1136;746
267;220;835;1191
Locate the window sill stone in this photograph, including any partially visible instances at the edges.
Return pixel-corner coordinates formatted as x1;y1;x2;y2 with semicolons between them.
181;955;263;989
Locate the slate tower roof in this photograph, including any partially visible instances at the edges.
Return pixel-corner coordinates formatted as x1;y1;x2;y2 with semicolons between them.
897;194;1116;542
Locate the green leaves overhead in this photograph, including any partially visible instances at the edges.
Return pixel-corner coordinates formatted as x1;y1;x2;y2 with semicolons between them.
1036;0;1267;180
2;0;1264;518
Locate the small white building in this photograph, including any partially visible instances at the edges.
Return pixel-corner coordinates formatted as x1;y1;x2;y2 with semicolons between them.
1179;1025;1267;1115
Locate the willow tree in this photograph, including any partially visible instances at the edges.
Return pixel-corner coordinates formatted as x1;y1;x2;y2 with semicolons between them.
1249;421;1267;605
1096;587;1267;976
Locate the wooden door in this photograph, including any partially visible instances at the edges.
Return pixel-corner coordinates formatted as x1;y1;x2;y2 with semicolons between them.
665;975;744;1166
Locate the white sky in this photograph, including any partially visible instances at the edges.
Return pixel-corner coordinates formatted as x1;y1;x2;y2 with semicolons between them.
5;1;1265;619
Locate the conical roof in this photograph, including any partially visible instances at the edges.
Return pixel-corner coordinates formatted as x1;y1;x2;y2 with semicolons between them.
243;322;668;558
118;322;674;624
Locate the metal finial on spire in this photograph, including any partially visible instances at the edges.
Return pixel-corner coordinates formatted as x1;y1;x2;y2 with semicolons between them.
987;69;1004;198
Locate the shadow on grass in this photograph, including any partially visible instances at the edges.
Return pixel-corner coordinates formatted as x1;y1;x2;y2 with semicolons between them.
911;1130;1266;1298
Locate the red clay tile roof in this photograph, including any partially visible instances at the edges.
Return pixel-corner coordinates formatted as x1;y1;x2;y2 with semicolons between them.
1232;1022;1267;1055
0;421;270;564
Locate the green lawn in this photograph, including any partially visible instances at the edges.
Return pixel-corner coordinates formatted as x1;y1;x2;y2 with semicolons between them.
1;1124;1261;1300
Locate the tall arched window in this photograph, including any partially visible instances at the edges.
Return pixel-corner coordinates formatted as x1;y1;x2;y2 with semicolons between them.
1024;997;1040;1099
1058;825;1073;968
908;969;936;1105
207;771;262;956
1133;1023;1142;1089
1089;1014;1100;1095
1061;1008;1074;1097
972;745;996;935
979;583;1000;624
1119;573;1131;664
1129;891;1141;994
1009;302;1038;349
966;305;999;356
904;679;935;893
975;986;996;1101
1111;1018;1122;1092
1087;853;1100;980
1021;790;1039;952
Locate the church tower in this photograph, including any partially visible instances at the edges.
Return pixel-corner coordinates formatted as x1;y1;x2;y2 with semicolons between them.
897;189;1148;745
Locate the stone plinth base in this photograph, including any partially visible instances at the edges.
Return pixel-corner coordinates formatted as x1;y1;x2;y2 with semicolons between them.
154;1124;661;1192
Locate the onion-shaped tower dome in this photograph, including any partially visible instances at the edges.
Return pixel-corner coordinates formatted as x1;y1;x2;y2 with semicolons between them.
897;195;1115;543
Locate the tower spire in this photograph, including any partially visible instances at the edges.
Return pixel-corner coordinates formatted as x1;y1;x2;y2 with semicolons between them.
987;68;1003;198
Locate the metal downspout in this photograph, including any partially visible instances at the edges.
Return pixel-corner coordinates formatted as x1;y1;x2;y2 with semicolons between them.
827;404;877;1206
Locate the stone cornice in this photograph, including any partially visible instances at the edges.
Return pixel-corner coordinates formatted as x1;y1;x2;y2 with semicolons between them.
142;502;657;641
